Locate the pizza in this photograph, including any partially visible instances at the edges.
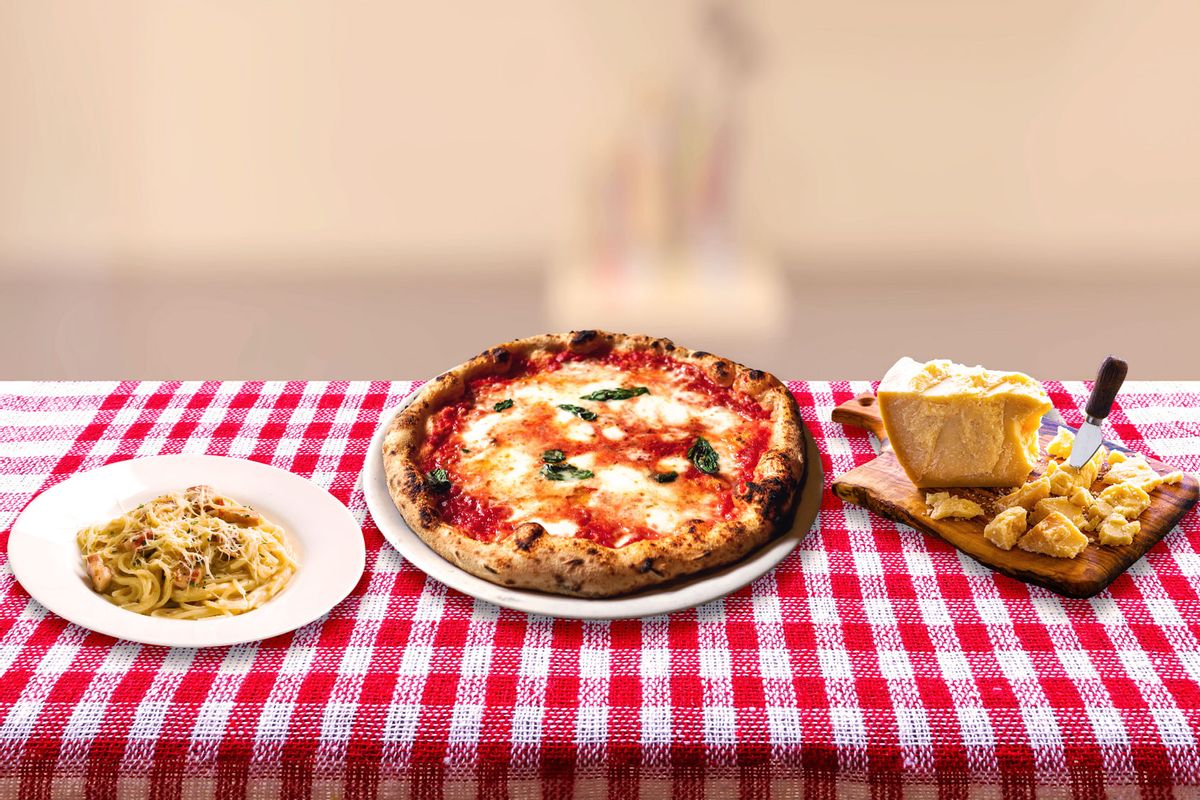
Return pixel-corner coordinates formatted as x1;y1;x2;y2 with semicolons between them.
382;331;805;597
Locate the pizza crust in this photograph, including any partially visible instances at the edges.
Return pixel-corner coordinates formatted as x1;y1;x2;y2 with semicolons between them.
382;330;805;597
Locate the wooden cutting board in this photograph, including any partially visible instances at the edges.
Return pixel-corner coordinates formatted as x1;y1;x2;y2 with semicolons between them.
831;393;1199;598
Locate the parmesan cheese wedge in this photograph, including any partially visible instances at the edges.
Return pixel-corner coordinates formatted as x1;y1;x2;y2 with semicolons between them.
878;357;1052;488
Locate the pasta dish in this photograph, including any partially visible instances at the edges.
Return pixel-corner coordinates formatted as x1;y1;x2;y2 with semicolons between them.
77;485;298;619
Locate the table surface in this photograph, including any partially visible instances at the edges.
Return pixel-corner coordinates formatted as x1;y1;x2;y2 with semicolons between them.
1;380;1199;799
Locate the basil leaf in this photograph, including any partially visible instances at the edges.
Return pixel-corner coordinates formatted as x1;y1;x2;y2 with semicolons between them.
493;399;514;412
542;449;565;463
425;468;452;492
579;386;650;402
653;471;678;483
541;462;594;481
558;404;598;421
687;437;720;475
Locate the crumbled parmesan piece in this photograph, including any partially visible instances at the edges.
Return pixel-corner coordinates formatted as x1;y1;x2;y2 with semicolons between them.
1045;461;1074;497
1069;486;1094;508
1107;450;1127;465
1162;471;1185;486
1046;427;1075;459
1083;497;1113;531
1097;514;1140;547
1103;454;1164;492
925;492;984;520
999;476;1051;512
1045;451;1102;497
1097;482;1151;521
1018;511;1089;558
1030;496;1087;528
984;507;1028;551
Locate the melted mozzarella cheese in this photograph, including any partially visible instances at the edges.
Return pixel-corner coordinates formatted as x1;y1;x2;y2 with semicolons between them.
593;464;644;495
535;518;580;538
568;452;597;470
626;394;692;427
563;421;595;441
460;412;503;449
697;406;741;434
644;505;689;535
601;425;626;441
657;456;690;473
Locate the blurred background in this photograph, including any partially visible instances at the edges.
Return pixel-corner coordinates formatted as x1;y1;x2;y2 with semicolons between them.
2;1;1197;381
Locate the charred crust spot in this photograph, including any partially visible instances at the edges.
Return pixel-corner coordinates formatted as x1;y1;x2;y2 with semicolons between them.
403;470;423;494
483;346;511;363
513;524;544;552
553;575;583;592
701;550;712;558
636;557;663;575
711;360;733;382
748;369;765;381
418;508;437;528
567;558;584;568
587;548;599;556
742;477;792;520
436;372;452;382
484;565;498;574
693;351;711;358
553;573;582;592
571;330;599;347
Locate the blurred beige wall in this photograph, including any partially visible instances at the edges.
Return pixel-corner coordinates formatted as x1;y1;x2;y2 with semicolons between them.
4;1;1199;276
749;1;1200;274
1;2;1197;381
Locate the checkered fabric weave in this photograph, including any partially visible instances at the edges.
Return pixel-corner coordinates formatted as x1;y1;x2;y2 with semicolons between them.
1;380;1199;799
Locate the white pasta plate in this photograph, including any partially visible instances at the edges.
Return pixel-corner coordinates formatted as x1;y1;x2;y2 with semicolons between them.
363;398;824;620
7;455;365;648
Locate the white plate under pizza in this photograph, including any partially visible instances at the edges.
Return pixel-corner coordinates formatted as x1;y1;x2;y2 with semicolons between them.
363;330;821;618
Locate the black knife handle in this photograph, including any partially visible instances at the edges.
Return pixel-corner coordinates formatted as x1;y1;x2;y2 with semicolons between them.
1085;356;1128;420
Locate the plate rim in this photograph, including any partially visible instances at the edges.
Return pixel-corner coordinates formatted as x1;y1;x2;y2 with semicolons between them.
7;453;366;648
363;389;823;619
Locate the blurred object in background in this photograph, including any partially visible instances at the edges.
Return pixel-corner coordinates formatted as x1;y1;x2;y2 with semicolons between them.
1;2;1198;379
551;1;784;342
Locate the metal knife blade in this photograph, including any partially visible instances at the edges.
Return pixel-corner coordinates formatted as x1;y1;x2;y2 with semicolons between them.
1067;421;1104;469
1067;356;1128;469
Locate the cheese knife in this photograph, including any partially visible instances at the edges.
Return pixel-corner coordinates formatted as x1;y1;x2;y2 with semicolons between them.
1068;355;1128;469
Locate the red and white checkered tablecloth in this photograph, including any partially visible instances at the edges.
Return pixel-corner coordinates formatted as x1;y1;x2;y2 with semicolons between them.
1;380;1199;799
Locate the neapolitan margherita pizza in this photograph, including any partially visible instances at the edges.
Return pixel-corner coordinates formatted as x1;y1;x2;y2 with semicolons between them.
382;331;805;597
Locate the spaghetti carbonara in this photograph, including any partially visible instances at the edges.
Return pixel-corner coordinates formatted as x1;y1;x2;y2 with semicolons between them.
77;485;298;619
